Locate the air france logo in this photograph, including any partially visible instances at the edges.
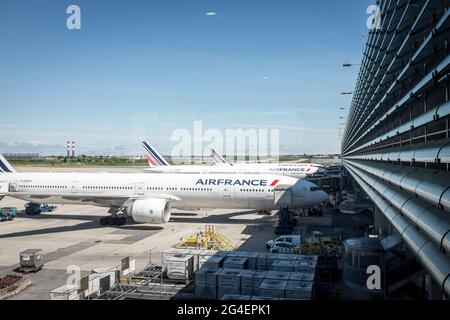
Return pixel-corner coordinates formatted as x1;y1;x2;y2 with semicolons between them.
270;180;279;186
195;179;280;187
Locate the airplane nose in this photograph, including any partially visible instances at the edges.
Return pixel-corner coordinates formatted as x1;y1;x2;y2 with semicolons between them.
290;180;329;208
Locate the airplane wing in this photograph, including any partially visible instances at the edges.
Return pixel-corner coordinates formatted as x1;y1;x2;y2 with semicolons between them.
16;192;181;209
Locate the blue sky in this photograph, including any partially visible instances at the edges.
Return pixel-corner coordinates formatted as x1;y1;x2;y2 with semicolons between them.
0;0;369;156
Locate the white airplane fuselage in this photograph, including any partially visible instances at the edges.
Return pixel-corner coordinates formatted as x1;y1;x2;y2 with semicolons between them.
1;172;328;211
145;163;327;179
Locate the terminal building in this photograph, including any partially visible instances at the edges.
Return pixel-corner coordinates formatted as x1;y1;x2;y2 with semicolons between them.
341;0;450;298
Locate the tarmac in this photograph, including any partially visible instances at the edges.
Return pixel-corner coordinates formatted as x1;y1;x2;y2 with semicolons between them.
0;166;359;300
0;166;280;299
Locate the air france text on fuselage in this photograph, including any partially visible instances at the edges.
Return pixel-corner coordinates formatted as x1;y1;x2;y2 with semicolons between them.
195;178;277;187
270;167;307;172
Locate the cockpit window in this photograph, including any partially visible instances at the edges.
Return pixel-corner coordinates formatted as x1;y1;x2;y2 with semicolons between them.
310;187;323;192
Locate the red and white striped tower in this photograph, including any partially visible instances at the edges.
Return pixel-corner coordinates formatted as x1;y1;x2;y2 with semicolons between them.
71;141;75;158
67;141;70;158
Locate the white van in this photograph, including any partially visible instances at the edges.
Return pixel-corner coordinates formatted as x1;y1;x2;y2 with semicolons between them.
266;235;301;249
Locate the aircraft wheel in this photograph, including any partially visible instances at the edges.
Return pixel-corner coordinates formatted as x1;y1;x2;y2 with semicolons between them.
106;216;115;225
100;217;107;225
119;217;127;225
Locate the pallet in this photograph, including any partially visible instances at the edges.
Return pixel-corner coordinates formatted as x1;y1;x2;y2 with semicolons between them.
0;277;32;300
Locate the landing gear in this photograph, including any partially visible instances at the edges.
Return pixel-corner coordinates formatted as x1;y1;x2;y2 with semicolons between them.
100;216;127;226
101;207;128;226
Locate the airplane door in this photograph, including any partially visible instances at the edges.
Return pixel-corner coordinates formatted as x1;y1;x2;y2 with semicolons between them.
266;192;274;208
223;187;231;199
71;181;78;193
234;188;249;208
136;182;145;196
223;187;232;206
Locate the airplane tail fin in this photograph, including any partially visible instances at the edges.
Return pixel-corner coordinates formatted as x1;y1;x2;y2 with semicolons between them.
142;141;170;167
0;154;16;173
210;148;232;166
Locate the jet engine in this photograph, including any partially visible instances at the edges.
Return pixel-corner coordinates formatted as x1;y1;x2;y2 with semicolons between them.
128;198;171;224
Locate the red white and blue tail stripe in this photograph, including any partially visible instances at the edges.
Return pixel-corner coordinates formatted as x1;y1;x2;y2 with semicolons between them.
142;141;170;167
0;154;15;173
210;148;231;166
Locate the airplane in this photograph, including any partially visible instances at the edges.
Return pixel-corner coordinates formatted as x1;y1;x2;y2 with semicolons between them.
0;154;328;226
142;141;328;178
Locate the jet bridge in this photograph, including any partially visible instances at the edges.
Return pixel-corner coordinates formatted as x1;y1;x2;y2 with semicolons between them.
273;184;297;235
274;184;293;207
